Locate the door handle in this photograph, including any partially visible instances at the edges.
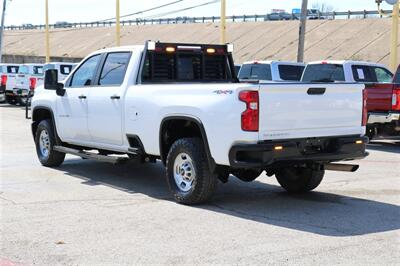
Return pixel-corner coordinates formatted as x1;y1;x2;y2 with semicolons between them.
78;95;87;99
110;95;120;100
307;88;326;95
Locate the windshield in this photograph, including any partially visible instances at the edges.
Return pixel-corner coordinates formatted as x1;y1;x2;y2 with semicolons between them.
18;66;29;74
238;64;272;81
302;64;345;82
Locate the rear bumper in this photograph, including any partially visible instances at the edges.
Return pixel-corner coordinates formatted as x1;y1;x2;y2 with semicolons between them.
368;112;400;124
229;135;369;169
13;88;29;97
5;90;16;97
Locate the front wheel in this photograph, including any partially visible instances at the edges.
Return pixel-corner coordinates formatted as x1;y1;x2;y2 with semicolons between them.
166;138;217;205
275;167;324;193
35;119;65;167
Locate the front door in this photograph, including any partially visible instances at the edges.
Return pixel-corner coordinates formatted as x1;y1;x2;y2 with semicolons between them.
56;54;102;143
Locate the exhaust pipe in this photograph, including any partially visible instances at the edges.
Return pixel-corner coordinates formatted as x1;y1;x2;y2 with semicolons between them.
324;163;359;172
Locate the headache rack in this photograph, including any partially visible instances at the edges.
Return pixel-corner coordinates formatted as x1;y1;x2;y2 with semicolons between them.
139;41;238;83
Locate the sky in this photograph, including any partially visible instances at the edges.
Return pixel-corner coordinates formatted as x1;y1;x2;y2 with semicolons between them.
1;0;394;26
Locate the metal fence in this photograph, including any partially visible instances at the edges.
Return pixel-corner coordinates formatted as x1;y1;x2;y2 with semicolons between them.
5;9;391;31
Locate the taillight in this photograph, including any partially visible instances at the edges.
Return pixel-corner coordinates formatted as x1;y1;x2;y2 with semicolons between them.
362;89;368;126
239;90;259;131
29;77;37;91
1;75;7;86
392;89;400;111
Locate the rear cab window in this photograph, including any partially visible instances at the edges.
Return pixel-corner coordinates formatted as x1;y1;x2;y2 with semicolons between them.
302;64;345;82
238;64;272;81
18;66;29;74
142;43;236;83
278;64;305;81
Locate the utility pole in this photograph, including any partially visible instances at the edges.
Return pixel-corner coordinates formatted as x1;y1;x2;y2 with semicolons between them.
390;0;399;71
220;0;226;44
45;0;50;63
297;0;308;62
0;0;7;63
116;0;120;46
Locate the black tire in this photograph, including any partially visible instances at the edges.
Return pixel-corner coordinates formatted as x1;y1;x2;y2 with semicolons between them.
17;96;28;106
5;95;17;105
35;119;65;167
275;167;324;193
166;138;217;205
232;169;262;182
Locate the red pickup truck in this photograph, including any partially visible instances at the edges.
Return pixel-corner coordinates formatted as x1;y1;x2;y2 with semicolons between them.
366;66;400;139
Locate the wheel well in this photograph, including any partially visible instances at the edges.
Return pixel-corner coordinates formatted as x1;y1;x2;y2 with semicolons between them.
31;108;53;137
159;118;205;165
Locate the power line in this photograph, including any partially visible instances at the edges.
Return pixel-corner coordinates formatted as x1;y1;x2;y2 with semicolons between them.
142;0;220;19
90;0;186;23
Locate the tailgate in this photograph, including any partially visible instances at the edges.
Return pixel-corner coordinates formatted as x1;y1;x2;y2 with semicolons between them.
16;74;28;90
258;83;365;140
365;83;393;112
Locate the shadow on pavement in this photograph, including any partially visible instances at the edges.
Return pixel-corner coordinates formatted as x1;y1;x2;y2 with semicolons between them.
367;141;400;154
59;159;400;237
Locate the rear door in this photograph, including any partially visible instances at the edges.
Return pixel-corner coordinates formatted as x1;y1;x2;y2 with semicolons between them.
87;52;131;145
258;83;365;140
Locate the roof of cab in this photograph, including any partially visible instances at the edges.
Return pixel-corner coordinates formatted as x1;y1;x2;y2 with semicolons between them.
89;45;145;56
307;60;387;68
242;60;305;66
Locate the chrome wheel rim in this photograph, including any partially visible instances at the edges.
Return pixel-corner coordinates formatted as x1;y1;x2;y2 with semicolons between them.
173;153;196;192
39;129;50;158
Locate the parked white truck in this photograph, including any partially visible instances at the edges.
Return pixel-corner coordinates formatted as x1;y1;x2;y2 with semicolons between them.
31;42;368;204
238;61;305;82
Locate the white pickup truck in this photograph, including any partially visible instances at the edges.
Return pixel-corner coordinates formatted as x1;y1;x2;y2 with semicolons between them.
31;42;368;205
238;61;305;82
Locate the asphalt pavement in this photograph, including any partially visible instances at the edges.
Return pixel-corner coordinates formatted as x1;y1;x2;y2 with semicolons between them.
1;104;399;265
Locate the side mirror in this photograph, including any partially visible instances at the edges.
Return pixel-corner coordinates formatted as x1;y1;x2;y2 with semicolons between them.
44;69;65;96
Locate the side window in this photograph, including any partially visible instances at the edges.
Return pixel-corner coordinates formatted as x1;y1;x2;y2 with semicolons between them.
7;66;19;74
278;65;305;81
352;65;375;82
70;54;101;87
34;66;43;75
373;67;393;83
60;65;73;76
98;52;131;86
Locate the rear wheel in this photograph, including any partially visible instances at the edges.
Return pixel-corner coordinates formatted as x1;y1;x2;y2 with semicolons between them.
166;138;217;205
5;95;17;105
17;96;28;106
35;119;65;167
275;167;324;193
